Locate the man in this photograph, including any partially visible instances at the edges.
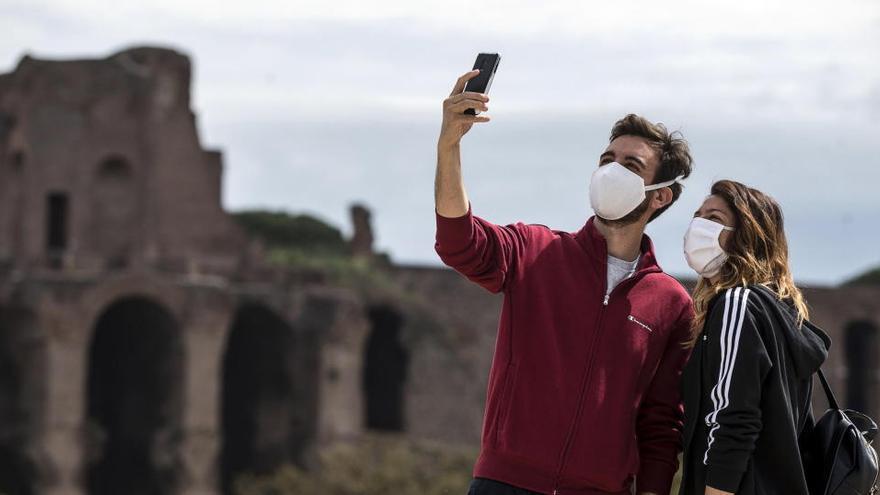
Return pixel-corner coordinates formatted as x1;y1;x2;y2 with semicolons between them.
434;70;695;495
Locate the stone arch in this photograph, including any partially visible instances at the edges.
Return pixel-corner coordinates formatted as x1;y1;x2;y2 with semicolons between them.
84;296;184;495
220;302;315;494
845;319;879;416
362;304;409;432
0;305;49;495
91;154;137;268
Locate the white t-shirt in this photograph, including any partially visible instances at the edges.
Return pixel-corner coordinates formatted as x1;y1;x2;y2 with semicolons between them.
606;254;640;295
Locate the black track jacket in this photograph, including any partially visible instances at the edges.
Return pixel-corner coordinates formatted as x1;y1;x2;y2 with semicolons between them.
679;284;830;495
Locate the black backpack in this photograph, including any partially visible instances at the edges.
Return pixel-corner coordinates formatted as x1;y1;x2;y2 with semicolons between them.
801;368;879;495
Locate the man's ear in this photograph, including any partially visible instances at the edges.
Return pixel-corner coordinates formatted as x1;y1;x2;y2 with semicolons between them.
649;187;674;210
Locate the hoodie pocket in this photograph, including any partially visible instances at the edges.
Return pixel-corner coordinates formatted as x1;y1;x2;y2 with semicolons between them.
492;362;518;446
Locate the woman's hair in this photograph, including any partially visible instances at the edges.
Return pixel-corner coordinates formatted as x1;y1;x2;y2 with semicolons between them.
687;180;809;346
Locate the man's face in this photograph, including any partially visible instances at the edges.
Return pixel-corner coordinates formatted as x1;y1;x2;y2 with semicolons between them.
598;135;660;185
595;135;662;226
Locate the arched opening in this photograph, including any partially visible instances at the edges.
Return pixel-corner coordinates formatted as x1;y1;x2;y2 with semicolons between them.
10;150;24;173
97;157;132;179
845;319;879;416
85;297;183;495
220;303;314;495
0;306;47;495
46;191;69;269
362;305;408;432
91;155;136;269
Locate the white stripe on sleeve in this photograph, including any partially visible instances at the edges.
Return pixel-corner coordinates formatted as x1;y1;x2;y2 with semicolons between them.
703;287;752;464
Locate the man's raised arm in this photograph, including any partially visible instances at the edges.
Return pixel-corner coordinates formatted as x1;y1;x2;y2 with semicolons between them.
435;69;490;217
433;70;529;294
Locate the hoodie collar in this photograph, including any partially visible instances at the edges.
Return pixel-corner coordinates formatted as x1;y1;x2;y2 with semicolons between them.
574;216;662;275
749;283;830;378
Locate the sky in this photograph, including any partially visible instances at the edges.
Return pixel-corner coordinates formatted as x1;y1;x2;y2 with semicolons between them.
1;0;879;285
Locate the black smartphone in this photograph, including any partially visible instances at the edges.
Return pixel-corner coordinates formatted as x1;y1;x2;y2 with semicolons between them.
463;53;500;115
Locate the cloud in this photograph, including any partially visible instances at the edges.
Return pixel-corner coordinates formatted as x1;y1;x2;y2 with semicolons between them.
1;0;878;283
7;0;878;39
2;1;877;128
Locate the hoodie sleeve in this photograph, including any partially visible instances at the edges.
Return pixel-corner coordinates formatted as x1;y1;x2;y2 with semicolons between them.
636;299;694;495
434;202;530;294
702;287;772;492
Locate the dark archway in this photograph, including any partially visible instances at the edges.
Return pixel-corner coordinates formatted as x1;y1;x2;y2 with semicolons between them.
362;305;408;432
220;303;315;495
85;297;183;495
10;150;24;173
845;319;879;416
46;191;69;269
91;155;137;268
0;306;47;495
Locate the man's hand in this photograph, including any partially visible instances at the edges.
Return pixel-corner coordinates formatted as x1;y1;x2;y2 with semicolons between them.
706;487;734;495
438;69;491;151
434;70;491;217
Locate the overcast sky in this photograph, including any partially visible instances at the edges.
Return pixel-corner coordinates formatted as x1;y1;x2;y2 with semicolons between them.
2;0;878;285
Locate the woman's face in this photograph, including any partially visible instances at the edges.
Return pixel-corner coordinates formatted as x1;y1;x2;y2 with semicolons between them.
694;195;736;250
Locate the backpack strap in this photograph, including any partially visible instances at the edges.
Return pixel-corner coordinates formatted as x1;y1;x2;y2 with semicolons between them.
817;368;840;410
798;376;814;436
799;368;840;436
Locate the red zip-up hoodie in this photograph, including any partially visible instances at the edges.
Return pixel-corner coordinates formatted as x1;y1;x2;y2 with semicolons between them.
434;204;694;495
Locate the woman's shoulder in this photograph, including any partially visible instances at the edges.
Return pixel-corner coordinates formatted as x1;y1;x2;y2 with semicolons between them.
706;285;765;323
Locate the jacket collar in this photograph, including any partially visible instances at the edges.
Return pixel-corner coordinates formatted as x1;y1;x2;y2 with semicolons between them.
574;216;662;274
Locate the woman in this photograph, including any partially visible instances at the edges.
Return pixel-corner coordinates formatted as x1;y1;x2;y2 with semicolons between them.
678;180;830;495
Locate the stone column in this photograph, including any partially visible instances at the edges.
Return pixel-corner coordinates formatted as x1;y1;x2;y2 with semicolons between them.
349;204;374;258
179;289;235;495
44;302;89;495
308;288;370;447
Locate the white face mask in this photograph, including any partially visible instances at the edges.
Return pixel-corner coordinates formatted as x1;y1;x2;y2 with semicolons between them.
683;217;735;278
589;162;684;221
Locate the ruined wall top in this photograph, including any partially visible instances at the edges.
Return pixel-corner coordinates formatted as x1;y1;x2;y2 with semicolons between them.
0;46;248;276
0;46;193;118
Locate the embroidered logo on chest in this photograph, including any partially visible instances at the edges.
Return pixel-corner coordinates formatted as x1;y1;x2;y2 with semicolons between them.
627;314;653;333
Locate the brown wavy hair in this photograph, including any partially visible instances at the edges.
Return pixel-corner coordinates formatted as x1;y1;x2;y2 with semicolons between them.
687;180;810;346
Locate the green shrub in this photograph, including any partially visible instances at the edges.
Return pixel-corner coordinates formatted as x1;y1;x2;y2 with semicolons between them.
234;433;477;495
232;210;348;255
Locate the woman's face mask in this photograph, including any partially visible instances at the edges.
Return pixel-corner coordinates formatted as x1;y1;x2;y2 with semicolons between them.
589;162;683;221
683;217;735;278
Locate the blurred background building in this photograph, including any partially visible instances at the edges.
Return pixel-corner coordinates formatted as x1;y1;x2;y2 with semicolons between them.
0;46;877;495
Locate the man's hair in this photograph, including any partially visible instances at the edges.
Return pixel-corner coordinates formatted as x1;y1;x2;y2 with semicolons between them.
609;114;693;223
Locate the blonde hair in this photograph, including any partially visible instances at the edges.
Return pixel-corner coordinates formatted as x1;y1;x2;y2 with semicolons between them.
687;180;809;346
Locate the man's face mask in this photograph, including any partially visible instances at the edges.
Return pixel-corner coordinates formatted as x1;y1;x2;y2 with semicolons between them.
589;162;683;221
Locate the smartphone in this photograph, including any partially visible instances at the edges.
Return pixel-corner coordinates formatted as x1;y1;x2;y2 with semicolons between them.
463;53;501;115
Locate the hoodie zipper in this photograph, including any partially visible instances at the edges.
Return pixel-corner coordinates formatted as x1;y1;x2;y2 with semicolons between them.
550;269;656;494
